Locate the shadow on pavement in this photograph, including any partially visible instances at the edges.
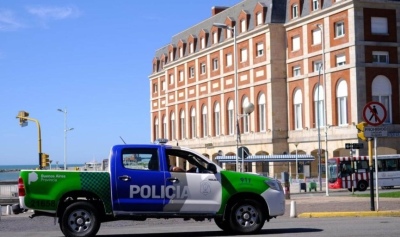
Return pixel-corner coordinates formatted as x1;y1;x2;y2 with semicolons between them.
97;228;323;237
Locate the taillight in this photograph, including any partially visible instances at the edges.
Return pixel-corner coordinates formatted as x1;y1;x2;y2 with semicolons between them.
18;177;25;196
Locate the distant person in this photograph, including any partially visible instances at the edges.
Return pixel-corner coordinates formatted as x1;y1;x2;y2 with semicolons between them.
167;158;185;172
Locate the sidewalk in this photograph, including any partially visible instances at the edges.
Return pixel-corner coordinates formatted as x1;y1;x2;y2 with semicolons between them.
284;181;400;218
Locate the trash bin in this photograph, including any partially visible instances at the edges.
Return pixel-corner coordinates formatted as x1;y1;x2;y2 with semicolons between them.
309;181;317;192
300;182;307;192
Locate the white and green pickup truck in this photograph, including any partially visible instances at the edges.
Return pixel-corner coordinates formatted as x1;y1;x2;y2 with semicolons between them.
13;142;285;237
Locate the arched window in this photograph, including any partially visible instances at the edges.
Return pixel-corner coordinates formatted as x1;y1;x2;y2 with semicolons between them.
202;105;208;137
214;103;221;136
314;84;325;128
242;96;250;133
258;93;266;132
293;89;303;130
228;100;234;135
336;80;348;125
190;108;196;139
162;116;167;139
154;118;159;140
170;112;175;140
180;110;185;139
372;76;392;123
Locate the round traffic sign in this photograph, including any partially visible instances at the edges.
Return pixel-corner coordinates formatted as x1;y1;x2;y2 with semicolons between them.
362;101;387;126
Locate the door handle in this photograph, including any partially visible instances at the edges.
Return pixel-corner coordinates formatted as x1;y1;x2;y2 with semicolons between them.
118;175;131;181
167;177;179;183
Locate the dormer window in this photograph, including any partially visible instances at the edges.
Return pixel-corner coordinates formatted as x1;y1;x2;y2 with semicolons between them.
213;32;218;44
169;51;173;62
179;47;183;57
292;4;298;18
256;12;263;25
201;37;205;49
190;42;194;53
240;19;246;33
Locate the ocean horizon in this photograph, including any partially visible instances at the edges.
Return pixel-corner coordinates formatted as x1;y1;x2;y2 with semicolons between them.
0;164;84;181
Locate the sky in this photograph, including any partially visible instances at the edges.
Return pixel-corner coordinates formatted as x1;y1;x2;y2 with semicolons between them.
0;0;240;166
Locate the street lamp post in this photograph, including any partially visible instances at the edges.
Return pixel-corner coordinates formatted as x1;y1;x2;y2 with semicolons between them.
213;23;255;172
213;22;240;172
57;108;74;170
317;23;329;196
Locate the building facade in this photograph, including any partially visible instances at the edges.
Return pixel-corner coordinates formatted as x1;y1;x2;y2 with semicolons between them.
149;0;400;178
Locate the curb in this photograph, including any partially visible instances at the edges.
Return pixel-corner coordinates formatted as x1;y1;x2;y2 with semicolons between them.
298;210;400;218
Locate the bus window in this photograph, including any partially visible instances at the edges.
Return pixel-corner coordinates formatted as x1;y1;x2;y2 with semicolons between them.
386;159;399;171
339;161;352;177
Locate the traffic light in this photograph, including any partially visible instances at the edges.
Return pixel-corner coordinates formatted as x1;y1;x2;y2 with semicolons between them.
356;121;367;141
17;111;29;126
41;153;50;168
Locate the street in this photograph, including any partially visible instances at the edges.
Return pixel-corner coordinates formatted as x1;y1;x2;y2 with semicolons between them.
1;215;399;237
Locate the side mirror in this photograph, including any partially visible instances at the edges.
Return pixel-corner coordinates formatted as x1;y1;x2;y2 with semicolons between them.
207;163;217;174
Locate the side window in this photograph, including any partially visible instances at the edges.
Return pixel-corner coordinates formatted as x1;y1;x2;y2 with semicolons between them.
122;148;159;171
166;148;208;173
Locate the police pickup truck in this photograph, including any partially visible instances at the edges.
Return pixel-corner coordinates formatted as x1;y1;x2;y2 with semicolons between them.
13;140;285;237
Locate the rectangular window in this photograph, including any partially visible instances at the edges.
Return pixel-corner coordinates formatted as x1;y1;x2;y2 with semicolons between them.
241;20;246;33
180;117;185;140
371;17;388;34
162;81;166;91
256;43;264;57
212;58;219;70
201;38;205;49
227;29;232;39
257;12;263;25
335;22;345;37
191;115;196;139
153;84;158;93
190;42;194;53
179;70;184;82
372;51;389;63
202;114;208;137
313;29;321;45
201;63;206;74
226;53;232;67
292;36;300;51
179;47;183;57
213;32;218;44
240;48;248;62
314;61;322;72
336;55;346;66
313;0;319;11
315;100;325;128
189;67;194;78
169;74;174;84
293;66;301;77
292;4;298;18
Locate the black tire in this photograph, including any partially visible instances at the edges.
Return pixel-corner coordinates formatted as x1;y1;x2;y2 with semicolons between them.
357;181;368;192
228;199;265;234
214;216;230;232
60;201;101;237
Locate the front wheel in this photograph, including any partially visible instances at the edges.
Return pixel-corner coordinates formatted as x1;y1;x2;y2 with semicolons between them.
60;201;101;237
228;199;265;234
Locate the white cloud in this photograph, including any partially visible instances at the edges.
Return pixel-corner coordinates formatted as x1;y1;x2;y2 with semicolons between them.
26;6;81;20
0;9;24;31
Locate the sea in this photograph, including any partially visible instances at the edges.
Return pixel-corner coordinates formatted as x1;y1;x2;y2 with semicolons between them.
0;164;83;181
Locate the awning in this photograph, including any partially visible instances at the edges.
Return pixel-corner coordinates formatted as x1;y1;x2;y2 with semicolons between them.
215;154;315;163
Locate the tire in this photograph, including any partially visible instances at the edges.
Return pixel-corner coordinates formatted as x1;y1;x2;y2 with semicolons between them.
60;201;101;237
357;181;368;192
214;216;230;232
228;199;265;234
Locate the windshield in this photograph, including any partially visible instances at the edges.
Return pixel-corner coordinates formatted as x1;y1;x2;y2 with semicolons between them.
327;159;338;183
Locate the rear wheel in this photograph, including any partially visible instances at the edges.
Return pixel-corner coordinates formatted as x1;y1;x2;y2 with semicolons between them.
228;199;265;234
60;201;101;237
357;181;368;192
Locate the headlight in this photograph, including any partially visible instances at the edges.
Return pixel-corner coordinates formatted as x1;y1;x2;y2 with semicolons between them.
265;179;283;191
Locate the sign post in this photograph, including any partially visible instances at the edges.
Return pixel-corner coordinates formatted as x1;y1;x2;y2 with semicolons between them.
362;101;387;211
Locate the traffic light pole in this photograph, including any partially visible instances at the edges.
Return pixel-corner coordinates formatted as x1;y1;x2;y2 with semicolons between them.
368;138;375;211
16;114;43;169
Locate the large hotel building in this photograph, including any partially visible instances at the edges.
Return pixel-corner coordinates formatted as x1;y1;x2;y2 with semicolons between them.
149;0;400;178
